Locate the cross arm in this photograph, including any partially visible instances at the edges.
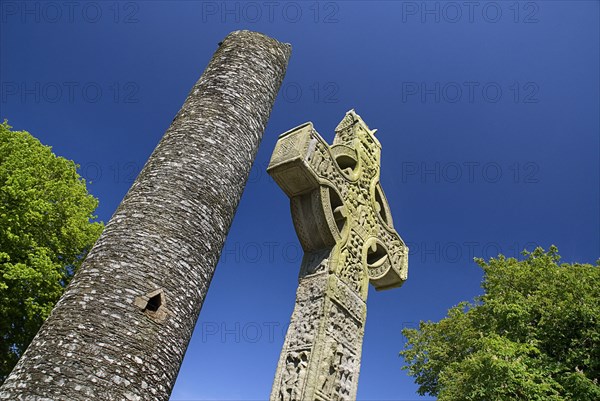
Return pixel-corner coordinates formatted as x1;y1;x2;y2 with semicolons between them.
365;225;408;291
267;122;349;199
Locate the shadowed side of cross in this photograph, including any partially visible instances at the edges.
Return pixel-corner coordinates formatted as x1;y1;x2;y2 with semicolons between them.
268;109;408;298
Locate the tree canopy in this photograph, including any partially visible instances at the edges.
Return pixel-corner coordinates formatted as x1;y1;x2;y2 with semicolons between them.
0;121;103;382
401;246;600;401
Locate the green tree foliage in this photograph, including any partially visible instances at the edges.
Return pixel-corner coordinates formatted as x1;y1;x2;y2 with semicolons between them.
401;246;600;401
0;121;103;382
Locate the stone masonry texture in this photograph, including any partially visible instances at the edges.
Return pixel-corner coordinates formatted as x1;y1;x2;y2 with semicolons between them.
0;30;291;401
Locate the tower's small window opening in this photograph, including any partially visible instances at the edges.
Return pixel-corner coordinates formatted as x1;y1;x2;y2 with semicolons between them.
145;293;162;312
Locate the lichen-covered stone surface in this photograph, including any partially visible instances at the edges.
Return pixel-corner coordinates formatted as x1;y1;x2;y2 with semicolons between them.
0;30;290;401
267;111;408;401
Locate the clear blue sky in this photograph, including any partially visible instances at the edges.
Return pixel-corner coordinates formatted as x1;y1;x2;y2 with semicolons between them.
1;1;598;400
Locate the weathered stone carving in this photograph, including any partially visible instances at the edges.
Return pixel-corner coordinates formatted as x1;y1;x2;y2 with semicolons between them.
0;31;290;401
268;110;408;401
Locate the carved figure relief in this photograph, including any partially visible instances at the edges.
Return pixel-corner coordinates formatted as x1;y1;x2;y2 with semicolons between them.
278;350;309;401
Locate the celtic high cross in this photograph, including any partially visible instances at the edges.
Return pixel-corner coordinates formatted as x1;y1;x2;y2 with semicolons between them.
267;110;409;401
